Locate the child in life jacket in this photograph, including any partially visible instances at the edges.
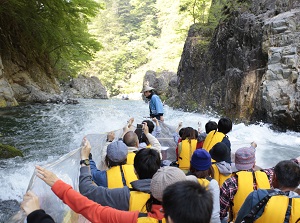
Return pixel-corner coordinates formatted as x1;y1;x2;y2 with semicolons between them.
188;149;221;223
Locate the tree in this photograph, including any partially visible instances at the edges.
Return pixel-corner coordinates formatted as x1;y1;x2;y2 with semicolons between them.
0;0;102;78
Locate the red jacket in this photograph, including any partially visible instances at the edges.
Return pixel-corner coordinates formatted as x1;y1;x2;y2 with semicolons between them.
52;180;164;223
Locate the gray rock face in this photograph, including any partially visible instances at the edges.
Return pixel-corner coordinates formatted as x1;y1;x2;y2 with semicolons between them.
173;0;300;131
142;70;177;102
0;54;108;106
62;75;108;99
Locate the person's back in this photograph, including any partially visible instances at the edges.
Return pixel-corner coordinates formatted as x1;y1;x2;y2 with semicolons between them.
219;146;271;222
177;127;197;171
209;142;232;187
189;149;221;223
235;160;300;223
197;121;218;148
89;140;138;188
202;118;232;153
80;147;161;212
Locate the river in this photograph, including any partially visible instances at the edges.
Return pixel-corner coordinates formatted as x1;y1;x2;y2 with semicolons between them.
0;98;299;221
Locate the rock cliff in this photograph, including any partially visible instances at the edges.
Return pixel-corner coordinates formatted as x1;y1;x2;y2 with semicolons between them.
172;0;300;131
0;54;108;107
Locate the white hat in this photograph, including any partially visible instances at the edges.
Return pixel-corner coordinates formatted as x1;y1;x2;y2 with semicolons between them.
142;86;154;93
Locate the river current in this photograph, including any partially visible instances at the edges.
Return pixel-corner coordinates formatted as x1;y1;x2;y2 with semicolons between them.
0;98;299;221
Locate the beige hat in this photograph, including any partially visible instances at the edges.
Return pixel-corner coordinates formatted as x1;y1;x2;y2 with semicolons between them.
150;166;197;201
142;86;154;93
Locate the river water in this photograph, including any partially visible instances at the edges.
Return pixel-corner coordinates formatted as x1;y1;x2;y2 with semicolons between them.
0;98;299;221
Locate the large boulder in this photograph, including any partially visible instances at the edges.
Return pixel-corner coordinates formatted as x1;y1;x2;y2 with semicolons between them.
171;0;300;131
142;70;177;102
62;75;108;99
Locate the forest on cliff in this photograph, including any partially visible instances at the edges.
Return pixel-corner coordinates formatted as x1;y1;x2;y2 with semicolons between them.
0;0;238;95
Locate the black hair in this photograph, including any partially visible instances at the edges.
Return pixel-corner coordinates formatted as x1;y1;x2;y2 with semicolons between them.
274;160;300;188
142;120;155;133
205;121;218;134
217;118;232;134
146;194;161;212
179;127;186;138
163;181;213;223
133;148;161;179
105;156;127;168
194;129;199;139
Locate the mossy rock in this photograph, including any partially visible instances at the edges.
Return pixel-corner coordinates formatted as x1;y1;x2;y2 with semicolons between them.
0;144;23;159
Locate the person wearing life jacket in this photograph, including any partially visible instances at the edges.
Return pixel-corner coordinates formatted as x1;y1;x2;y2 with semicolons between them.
188;149;221;223
202;118;232;155
28;165;212;223
80;138;161;212
219;146;273;223
123;123;162;163
177;127;198;171
143;86;164;122
209;142;232;187
235;159;300;223
197;120;218;149
89;139;138;189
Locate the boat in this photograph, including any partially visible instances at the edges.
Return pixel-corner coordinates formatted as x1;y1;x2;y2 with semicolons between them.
8;122;177;223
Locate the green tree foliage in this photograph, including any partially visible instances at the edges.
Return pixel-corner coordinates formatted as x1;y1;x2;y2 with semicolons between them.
87;0;161;95
0;0;102;78
87;0;192;95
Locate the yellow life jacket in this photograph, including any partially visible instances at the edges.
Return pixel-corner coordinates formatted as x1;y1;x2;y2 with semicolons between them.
202;131;225;152
212;164;232;187
127;152;136;165
178;139;197;170
197;178;210;189
106;165;138;189
137;217;166;223
231;171;270;221
129;191;150;213
255;195;300;223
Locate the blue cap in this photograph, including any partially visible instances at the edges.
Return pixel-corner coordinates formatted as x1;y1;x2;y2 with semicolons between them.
107;140;128;162
190;149;211;171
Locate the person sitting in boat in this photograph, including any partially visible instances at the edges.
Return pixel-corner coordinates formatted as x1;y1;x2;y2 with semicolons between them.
202;117;232;156
80;138;161;212
142;86;164;122
197;120;218;149
89;139;138;189
124;122;162;161
220;145;286;222
177;127;198;172
188;149;221;223
21;166;213;223
235;159;300;223
209;142;233;187
137;118;161;149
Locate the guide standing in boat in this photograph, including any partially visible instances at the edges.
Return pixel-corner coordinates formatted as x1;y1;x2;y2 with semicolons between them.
143;86;164;121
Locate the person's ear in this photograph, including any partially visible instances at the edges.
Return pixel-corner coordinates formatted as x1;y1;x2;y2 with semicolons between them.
272;172;278;188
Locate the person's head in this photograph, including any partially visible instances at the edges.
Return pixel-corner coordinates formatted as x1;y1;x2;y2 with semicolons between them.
205;121;218;134
134;148;161;179
105;140;128;168
143;86;154;97
272;160;300;190
209;142;231;163
181;127;196;140
178;127;186;138
150;166;197;202
217;118;232;134
123;131;139;148
163;181;213;223
233;147;255;171
190;149;214;178
142;120;154;133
